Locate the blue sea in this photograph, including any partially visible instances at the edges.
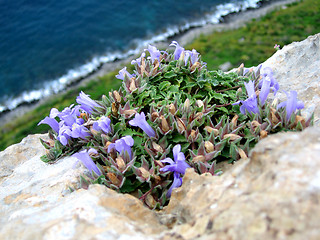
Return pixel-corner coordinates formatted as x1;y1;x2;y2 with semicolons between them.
0;0;262;112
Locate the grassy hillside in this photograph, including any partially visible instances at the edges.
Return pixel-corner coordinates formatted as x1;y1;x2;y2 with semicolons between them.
187;0;320;69
1;0;319;151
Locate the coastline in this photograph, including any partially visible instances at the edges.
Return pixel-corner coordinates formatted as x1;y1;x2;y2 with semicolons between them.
0;0;299;128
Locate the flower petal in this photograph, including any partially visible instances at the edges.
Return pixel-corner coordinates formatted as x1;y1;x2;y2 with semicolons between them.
244;80;256;98
161;157;175;165
129;112;155;138
38;116;59;133
172;144;181;162
167;172;183;197
123;135;134;146
73;149;101;176
259;76;271;105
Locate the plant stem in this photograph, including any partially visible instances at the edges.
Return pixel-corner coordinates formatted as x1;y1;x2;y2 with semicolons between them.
215;103;232;108
216;85;240;93
139;185;156;201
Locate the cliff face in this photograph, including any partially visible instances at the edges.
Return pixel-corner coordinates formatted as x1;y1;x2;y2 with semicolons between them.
1;34;320;240
263;33;320;126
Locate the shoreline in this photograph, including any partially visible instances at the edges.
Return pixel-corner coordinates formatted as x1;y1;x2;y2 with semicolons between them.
0;0;299;127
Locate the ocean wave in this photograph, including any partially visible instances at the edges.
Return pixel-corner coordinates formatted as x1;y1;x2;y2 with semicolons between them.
0;0;260;113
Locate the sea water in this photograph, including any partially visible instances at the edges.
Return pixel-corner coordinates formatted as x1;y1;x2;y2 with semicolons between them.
0;0;261;112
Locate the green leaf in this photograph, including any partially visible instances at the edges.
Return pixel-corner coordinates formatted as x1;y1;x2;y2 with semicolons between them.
209;78;219;86
181;81;197;89
54;140;62;151
210;92;227;103
54;148;63;158
169;85;179;93
40;155;51;163
133;135;144;152
113;122;125;134
229;143;238;160
120;179;143;193
121;128;143;137
164;70;177;79
296;120;303;131
40;138;51;150
137;90;151;106
181;142;191;153
159;81;171;91
219;107;229;114
93;175;108;185
171;134;187;143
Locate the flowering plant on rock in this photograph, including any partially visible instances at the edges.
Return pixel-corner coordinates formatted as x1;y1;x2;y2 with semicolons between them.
38;42;312;209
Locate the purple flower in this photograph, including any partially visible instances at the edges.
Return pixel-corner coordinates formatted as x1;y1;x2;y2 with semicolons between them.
240;97;259;115
38;116;59;133
61;107;80;126
161;144;191;175
108;135;134;159
277;91;304;120
261;66;273;78
170;41;185;60
259;67;279;95
50;105;81;127
71;123;90;139
38;104;89;145
116;67;134;80
184;49;199;65
244;80;255;97
129;112;156;138
259;76;271;105
57;122;90;146
145;44;161;63
243;68;250;76
242;64;262;77
160;144;191;197
233;80;259;115
49;108;60;118
76;91;101;114
131;52;146;67
73;149;102;176
93;116;111;134
57;125;72;146
167;173;183;197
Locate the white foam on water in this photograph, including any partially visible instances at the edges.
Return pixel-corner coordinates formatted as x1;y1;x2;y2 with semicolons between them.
0;0;260;113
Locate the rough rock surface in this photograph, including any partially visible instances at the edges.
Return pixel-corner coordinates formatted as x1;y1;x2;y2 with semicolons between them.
263;33;320;126
0;134;49;180
0;134;165;240
162;127;320;240
1;35;320;239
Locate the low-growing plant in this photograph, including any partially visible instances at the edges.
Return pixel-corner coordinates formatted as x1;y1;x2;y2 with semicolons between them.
39;42;312;209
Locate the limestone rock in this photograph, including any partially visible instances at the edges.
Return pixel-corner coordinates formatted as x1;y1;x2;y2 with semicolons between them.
263;33;320;126
3;127;319;240
0;135;164;240
0;134;49;181
162;127;320;240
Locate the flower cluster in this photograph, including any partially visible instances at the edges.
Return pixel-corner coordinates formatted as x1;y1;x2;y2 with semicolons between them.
38;104;88;146
39;41;311;209
234;64;304;122
170;41;200;66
